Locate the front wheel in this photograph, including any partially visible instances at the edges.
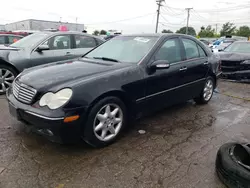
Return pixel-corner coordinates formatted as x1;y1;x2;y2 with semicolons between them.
194;76;215;104
0;65;17;95
83;96;127;148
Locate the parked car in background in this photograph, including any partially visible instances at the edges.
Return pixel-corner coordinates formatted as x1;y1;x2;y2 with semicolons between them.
200;39;210;46
218;41;250;81
212;39;236;52
7;34;221;147
0;34;23;45
0;31;104;94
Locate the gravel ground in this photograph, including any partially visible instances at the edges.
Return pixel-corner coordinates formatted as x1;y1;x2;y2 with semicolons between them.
0;80;250;188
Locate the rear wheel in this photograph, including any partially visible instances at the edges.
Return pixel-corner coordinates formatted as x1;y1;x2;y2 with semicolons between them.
83;96;127;148
194;76;214;104
0;65;17;94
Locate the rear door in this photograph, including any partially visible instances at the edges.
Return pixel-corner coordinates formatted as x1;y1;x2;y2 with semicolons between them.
71;35;98;58
178;37;209;100
29;34;74;67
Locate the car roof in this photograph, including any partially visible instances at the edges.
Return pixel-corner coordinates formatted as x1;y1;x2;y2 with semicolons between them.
36;31;104;40
120;33;192;38
233;41;250;43
0;34;23;37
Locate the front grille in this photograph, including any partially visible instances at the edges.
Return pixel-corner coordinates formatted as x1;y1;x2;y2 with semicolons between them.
13;81;37;104
221;60;242;72
221;60;241;66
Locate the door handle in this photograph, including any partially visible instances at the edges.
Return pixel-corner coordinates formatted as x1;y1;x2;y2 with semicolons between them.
65;52;73;56
203;61;209;65
179;67;187;71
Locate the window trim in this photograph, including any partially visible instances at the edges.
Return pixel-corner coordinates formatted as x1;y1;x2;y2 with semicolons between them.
32;34;73;53
197;43;207;57
181;37;202;60
148;36;185;66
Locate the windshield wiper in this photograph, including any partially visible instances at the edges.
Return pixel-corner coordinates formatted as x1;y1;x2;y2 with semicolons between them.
93;57;120;63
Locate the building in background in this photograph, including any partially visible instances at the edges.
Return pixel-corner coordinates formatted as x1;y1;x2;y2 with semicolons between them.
0;25;5;31
5;19;84;32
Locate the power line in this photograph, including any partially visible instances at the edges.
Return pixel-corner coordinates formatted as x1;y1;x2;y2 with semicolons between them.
164;3;250;13
86;13;155;25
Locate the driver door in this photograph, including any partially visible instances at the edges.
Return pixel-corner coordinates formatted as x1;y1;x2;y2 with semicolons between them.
145;37;185;111
29;34;74;68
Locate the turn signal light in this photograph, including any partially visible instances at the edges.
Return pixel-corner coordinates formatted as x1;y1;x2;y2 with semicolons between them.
64;115;80;123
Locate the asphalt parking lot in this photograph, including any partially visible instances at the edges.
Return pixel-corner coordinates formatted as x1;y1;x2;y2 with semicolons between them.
0;80;250;188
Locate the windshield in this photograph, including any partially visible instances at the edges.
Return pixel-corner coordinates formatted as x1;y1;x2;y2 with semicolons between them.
84;36;159;63
10;33;49;48
224;42;250;53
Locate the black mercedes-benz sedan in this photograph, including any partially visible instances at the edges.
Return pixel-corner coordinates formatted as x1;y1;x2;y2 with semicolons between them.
0;31;104;94
218;41;250;81
7;34;221;147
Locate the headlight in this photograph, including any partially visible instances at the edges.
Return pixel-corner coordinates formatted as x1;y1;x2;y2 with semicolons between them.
39;88;73;110
242;60;250;64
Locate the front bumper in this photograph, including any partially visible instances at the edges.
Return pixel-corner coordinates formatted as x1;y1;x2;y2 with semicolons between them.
221;70;250;81
6;89;88;143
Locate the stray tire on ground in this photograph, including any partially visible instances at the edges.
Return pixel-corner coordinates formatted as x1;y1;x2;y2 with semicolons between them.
216;143;250;188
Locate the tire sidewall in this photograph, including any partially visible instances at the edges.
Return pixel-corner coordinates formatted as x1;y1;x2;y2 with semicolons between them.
216;143;250;186
202;76;215;103
0;64;18;95
83;96;127;147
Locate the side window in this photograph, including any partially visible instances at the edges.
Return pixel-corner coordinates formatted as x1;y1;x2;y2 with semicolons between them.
154;38;182;64
8;36;22;44
42;35;71;50
96;38;104;45
182;38;199;59
197;45;207;57
75;35;97;48
0;36;5;44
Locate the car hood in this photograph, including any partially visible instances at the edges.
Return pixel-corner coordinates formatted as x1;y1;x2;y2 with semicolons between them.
218;52;250;61
17;58;132;91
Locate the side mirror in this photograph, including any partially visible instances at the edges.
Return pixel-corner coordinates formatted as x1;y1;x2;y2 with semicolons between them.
36;45;49;52
150;60;170;70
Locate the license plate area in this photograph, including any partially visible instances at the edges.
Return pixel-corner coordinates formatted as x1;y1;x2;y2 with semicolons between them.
8;102;19;119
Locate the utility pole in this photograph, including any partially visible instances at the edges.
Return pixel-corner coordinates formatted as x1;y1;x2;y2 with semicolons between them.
185;8;193;35
155;0;165;33
76;17;78;31
215;23;218;35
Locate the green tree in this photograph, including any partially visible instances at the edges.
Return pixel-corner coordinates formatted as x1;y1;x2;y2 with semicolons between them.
92;30;100;36
100;30;107;35
198;25;215;37
162;29;173;33
220;22;236;36
176;27;196;36
236;26;250;37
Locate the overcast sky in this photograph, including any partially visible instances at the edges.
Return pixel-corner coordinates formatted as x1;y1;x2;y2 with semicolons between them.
1;0;250;34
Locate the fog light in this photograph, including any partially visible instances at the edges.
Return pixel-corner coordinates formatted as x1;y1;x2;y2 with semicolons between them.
64;115;80;123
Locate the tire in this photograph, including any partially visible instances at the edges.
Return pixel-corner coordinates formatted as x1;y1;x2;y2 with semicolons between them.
83;96;127;148
194;76;214;104
216;143;250;188
0;64;18;95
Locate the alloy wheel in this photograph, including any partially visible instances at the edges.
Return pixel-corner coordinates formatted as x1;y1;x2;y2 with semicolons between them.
203;79;213;101
0;68;15;93
93;103;123;142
